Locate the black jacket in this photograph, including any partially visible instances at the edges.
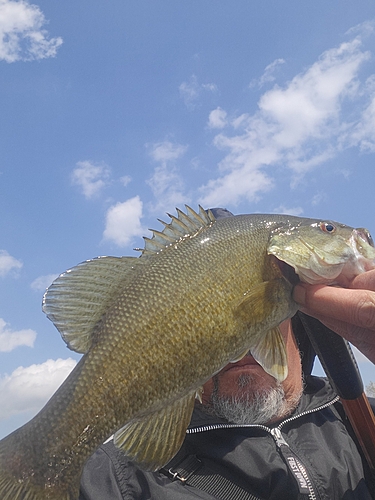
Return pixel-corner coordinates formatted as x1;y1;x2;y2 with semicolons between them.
79;376;375;500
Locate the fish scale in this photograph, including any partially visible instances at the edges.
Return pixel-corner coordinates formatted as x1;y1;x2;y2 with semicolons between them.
0;208;374;499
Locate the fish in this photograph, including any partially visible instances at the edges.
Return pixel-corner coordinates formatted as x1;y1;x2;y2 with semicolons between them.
0;207;374;500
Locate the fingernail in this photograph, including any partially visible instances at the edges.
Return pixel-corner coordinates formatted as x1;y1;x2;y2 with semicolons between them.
293;284;306;306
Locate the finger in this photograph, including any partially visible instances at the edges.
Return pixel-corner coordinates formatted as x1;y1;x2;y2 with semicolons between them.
302;312;373;346
293;284;375;330
301;313;375;363
350;269;375;291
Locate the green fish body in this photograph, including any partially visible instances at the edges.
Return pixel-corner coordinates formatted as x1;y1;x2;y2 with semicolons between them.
0;208;374;499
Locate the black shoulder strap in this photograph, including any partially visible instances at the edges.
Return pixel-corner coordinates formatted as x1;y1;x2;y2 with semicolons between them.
160;453;265;500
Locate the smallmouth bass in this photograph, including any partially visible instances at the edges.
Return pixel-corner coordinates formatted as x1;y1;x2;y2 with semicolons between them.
0;207;374;499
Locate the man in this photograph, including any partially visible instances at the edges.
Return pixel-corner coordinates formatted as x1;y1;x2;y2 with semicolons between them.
79;211;375;500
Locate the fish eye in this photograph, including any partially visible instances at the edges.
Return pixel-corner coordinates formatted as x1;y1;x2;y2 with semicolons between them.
320;222;336;234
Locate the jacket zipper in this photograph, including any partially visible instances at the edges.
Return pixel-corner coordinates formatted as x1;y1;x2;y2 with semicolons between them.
187;395;339;500
270;427;316;499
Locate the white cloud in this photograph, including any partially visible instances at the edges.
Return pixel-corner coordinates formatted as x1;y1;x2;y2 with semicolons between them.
30;273;59;292
200;167;274;208
0;358;76;420
147;140;189;210
0;318;36;352
208;107;228;129
0;250;22;277
257;39;369;151
71;160;111;199
103;195;144;247
179;74;218;109
149;141;187;163
199;31;373;207
0;0;62;63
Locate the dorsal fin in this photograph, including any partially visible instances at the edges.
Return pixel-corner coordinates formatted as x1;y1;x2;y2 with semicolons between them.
141;205;215;257
42;256;141;353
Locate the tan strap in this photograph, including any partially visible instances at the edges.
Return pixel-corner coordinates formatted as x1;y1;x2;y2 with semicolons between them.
341;394;375;471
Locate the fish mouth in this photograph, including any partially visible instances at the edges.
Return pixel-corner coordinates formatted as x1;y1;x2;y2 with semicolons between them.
272;256;300;285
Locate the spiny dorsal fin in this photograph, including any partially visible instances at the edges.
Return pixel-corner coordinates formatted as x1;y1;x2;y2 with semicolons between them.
114;389;198;470
42;256;141;353
141;205;215;257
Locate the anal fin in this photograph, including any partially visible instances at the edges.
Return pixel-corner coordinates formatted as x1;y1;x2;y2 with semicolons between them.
114;389;198;471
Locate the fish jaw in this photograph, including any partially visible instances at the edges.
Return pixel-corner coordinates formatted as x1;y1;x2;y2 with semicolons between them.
348;228;375;269
334;229;375;286
268;221;375;285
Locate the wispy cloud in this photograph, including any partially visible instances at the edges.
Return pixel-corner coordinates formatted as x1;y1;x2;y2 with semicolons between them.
311;192;327;206
272;205;304;216
71;160;111;199
342;76;375;153
103;195;145;247
146;140;189;210
149;141;187;163
179;74;218;109
0;0;63;63
0;318;36;352
30;274;59;292
0;358;76;420
0;250;22;277
120;175;132;187
199;28;374;207
250;58;286;88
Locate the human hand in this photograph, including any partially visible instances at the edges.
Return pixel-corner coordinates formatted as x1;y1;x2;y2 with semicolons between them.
293;269;375;364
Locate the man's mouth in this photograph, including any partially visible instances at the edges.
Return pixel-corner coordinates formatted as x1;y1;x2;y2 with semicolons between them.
223;354;261;372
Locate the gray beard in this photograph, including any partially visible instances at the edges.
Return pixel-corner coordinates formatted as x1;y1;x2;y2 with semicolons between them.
203;373;302;425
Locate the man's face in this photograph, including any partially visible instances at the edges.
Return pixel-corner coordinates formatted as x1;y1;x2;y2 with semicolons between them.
201;320;303;424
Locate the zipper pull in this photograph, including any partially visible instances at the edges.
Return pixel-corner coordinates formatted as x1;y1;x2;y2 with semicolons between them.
270;427;289;447
270;428;313;497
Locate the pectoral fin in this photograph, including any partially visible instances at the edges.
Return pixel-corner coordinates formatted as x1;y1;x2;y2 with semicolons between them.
114;389;198;471
234;278;294;382
251;327;288;382
236;278;294;323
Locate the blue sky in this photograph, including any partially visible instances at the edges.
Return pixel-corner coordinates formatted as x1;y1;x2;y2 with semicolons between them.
0;0;375;439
